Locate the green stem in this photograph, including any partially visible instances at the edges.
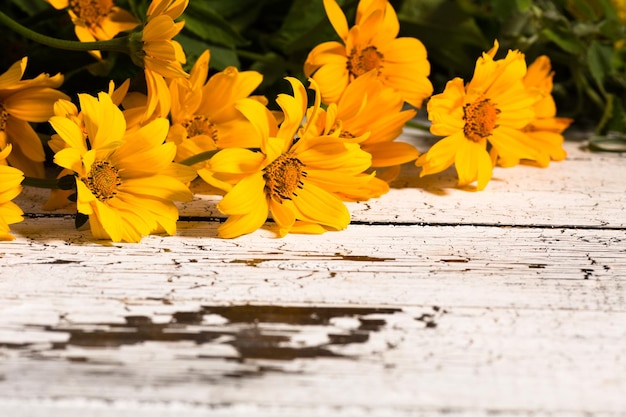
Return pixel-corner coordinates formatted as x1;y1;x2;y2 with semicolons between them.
22;176;60;190
0;11;131;53
405;120;431;132
179;150;220;166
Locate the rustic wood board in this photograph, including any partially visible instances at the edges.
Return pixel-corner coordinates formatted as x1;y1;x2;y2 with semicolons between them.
1;134;625;416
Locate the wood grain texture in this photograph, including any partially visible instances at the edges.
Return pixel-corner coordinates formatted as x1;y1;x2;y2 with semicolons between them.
1;133;625;416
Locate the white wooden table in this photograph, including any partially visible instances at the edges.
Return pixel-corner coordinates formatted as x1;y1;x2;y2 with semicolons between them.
1;130;625;417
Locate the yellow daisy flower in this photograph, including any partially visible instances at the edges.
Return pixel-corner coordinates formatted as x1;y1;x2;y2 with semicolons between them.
167;49;264;163
46;0;139;59
304;70;418;168
203;78;378;238
43;80;131;212
0;57;69;178
304;0;433;108
0;145;24;241
50;91;193;242
132;0;189;120
514;55;572;166
416;41;543;190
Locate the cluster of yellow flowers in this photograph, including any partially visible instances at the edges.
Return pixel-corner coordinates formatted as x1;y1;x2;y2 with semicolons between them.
0;0;571;242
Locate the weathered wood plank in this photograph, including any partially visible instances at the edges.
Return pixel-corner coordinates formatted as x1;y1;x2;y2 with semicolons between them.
15;134;626;228
2;133;625;416
1;219;625;415
2;219;624;311
0;303;624;415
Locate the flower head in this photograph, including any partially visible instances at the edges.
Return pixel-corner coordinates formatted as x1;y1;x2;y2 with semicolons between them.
129;0;189;120
303;70;418;169
509;55;572;166
50;91;193;242
416;41;543;190
304;0;433;108
0;57;69;178
0;145;24;241
167;49;265;163
201;78;380;238
46;0;139;59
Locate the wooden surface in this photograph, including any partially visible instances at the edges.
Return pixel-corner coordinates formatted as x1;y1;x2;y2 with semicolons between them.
0;130;625;417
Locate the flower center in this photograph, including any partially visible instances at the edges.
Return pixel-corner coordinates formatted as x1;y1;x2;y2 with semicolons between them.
69;0;113;28
83;160;121;201
183;116;218;141
463;98;500;142
0;104;8;132
347;46;384;78
263;153;306;203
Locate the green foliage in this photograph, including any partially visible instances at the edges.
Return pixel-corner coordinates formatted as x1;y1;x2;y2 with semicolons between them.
2;0;626;150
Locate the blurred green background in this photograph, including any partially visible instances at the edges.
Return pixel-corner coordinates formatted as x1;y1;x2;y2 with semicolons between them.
2;0;626;146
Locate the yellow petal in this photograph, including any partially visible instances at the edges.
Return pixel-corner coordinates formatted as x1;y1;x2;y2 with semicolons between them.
49;116;86;151
4;88;69;122
323;0;349;40
0;57;27;90
292;182;350;230
217;172;266;215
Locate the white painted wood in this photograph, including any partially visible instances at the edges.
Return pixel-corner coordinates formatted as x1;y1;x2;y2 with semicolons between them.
17;133;626;228
1;132;625;416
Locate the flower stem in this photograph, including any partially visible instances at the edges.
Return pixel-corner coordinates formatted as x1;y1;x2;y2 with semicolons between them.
405;120;431;132
179;150;219;166
0;11;131;54
22;176;60;190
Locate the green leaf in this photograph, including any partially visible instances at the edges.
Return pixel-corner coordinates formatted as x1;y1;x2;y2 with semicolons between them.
176;33;240;71
398;0;489;79
589;132;626;152
183;2;249;48
596;93;626;135
587;41;614;90
515;0;533;12
541;28;586;54
270;0;338;54
566;0;601;20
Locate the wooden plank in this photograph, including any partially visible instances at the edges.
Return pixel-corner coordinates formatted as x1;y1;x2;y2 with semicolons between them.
15;134;626;228
1;132;625;416
1;220;624;310
1;219;625;415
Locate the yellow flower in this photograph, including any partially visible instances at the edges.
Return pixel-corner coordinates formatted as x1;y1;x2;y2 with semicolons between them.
416;41;543;190
304;70;418;169
43;80;131;211
167;49;264;163
504;55;572;167
147;0;189;20
46;0;139;59
135;0;189;120
50;91;193;242
304;0;433;108
0;57;69;178
203;78;378;238
0;145;24;241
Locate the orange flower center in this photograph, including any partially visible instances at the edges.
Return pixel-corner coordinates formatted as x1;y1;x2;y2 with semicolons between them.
347;46;384;78
83;160;121;201
264;153;306;203
0;104;8;132
69;0;113;28
463;98;500;142
183;116;218;141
